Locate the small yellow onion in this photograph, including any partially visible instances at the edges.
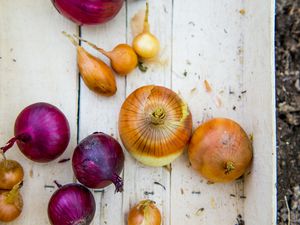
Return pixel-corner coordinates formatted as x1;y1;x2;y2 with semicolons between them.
128;200;161;225
188;118;253;183
73;36;138;76
63;32;117;96
119;85;192;167
0;182;23;222
0;159;24;190
132;0;160;59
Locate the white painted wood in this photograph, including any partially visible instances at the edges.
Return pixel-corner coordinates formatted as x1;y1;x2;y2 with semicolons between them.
122;1;173;225
79;6;126;225
243;0;277;224
171;1;248;224
0;0;78;224
0;0;275;224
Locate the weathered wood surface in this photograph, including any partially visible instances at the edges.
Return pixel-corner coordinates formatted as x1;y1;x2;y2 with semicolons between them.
0;0;276;224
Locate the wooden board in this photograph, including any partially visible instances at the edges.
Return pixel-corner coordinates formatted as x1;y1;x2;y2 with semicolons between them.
0;0;276;224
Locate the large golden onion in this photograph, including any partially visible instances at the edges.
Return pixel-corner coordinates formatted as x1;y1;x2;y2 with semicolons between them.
188;118;253;182
118;85;192;167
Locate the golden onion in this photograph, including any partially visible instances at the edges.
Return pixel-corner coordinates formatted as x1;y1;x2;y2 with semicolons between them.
132;0;160;59
128;200;161;225
188;118;253;183
119;85;192;167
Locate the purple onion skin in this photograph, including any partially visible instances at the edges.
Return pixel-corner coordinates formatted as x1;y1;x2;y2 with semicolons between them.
72;132;124;192
14;102;70;163
48;183;96;225
51;0;124;25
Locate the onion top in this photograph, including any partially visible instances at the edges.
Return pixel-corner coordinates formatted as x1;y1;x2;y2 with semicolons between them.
119;85;192;167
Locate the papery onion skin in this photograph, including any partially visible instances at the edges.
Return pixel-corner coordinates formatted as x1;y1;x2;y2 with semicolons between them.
48;183;96;225
62;32;117;96
119;85;192;167
188;118;253;183
0;185;23;222
132;1;160;59
106;44;138;75
133;33;160;59
0;160;24;190
77;47;117;96
51;0;124;25
73;36;138;76
72;132;124;191
128;200;161;225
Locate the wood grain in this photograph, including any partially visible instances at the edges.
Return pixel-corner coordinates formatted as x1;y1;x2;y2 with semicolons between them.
0;0;275;224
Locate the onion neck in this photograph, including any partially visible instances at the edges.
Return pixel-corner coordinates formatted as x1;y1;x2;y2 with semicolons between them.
62;31;79;47
143;0;150;33
72;34;111;59
225;161;235;174
54;180;62;188
5;182;22;204
0;133;30;154
137;200;155;211
112;173;123;193
150;108;166;125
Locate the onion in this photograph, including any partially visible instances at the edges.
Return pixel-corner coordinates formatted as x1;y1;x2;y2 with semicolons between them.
63;32;117;96
128;200;161;225
72;132;124;192
51;0;124;25
0;103;70;163
0;182;23;222
188;118;253;182
73;36;138;76
0;159;24;190
48;182;96;225
119;85;193;167
132;0;160;59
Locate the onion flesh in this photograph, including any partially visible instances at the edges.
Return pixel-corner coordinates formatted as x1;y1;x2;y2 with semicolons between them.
188;118;253;182
48;183;96;225
72;132;124;192
0;102;70;163
51;0;124;25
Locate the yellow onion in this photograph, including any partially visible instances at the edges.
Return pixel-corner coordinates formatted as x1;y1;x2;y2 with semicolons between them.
73;36;138;76
132;0;160;59
63;31;117;96
0;182;23;222
0;159;24;190
128;200;161;225
119;85;192;167
188;118;253;183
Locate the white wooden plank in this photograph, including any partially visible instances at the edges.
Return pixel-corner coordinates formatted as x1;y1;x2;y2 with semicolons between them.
0;1;78;224
171;0;249;224
79;6;126;225
123;1;173;225
243;0;276;224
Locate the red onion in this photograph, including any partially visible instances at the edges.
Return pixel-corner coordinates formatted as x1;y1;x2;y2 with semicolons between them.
48;182;96;225
0;103;70;163
51;0;124;25
72;132;124;192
